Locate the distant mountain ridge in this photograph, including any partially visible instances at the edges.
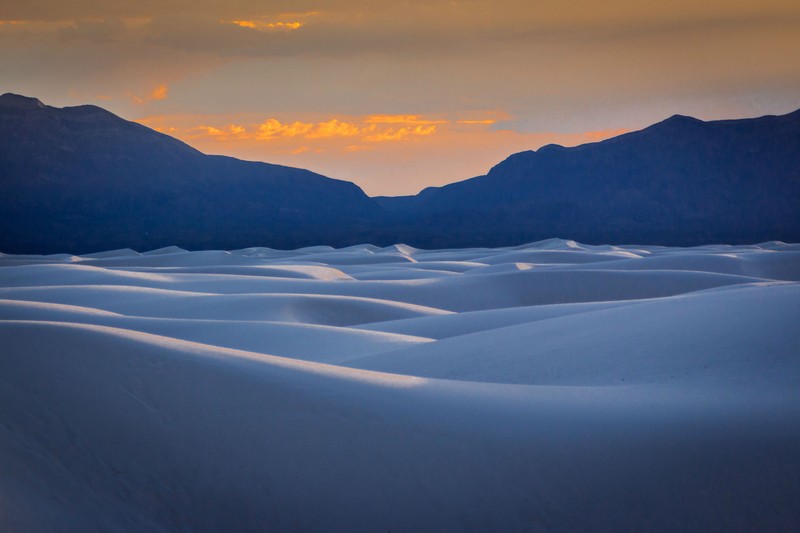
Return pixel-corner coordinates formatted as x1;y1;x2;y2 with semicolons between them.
377;108;800;246
0;93;382;253
1;93;798;253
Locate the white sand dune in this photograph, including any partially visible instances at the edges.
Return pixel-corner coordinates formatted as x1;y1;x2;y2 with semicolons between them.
1;239;798;531
346;283;800;385
0;300;432;363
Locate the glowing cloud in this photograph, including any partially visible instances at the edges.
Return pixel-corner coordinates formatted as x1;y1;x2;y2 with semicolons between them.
307;119;361;139
255;119;314;140
138;111;503;146
363;125;437;142
129;84;169;105
190;124;248;141
150;85;168;101
134;113;641;196
223;12;320;33
457;119;497;125
228;20;304;31
366;115;447;125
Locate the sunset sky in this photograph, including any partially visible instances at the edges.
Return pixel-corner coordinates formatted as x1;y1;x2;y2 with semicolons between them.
2;0;798;196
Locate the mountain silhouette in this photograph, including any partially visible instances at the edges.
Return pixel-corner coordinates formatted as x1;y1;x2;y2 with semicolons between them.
1;93;798;253
376;109;800;246
0;93;382;253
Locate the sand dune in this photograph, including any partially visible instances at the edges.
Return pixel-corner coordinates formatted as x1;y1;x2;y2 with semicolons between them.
347;283;800;385
1;239;798;530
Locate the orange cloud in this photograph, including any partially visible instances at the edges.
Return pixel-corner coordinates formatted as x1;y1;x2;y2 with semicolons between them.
149;84;168;101
229;20;304;30
134;113;639;196
129;84;168;105
255;119;314;139
190;124;248;141
363;124;437;142
457;119;497;125
137;111;511;150
153;126;180;134
366;115;447;125
137;112;504;148
224;12;321;32
162;117;366;142
307;119;361;139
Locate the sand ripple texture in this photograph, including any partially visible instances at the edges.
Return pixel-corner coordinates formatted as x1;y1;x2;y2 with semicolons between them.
2;238;799;531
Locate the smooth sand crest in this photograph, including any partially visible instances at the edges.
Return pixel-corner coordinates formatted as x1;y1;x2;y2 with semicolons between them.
1;239;799;531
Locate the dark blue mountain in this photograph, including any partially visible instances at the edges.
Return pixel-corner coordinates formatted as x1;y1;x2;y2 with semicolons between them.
2;93;798;252
377;109;800;246
0;93;383;253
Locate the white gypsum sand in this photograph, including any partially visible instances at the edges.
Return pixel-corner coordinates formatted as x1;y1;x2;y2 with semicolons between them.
1;239;799;531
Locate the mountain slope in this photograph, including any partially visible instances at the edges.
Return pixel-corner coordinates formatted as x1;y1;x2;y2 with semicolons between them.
0;94;384;254
2;94;798;252
376;109;800;246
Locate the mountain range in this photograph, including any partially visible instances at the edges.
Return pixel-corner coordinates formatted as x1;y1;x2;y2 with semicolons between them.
0;94;380;253
1;93;798;253
378;109;800;247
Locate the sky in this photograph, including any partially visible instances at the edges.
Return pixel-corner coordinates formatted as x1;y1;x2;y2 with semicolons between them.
2;1;799;196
